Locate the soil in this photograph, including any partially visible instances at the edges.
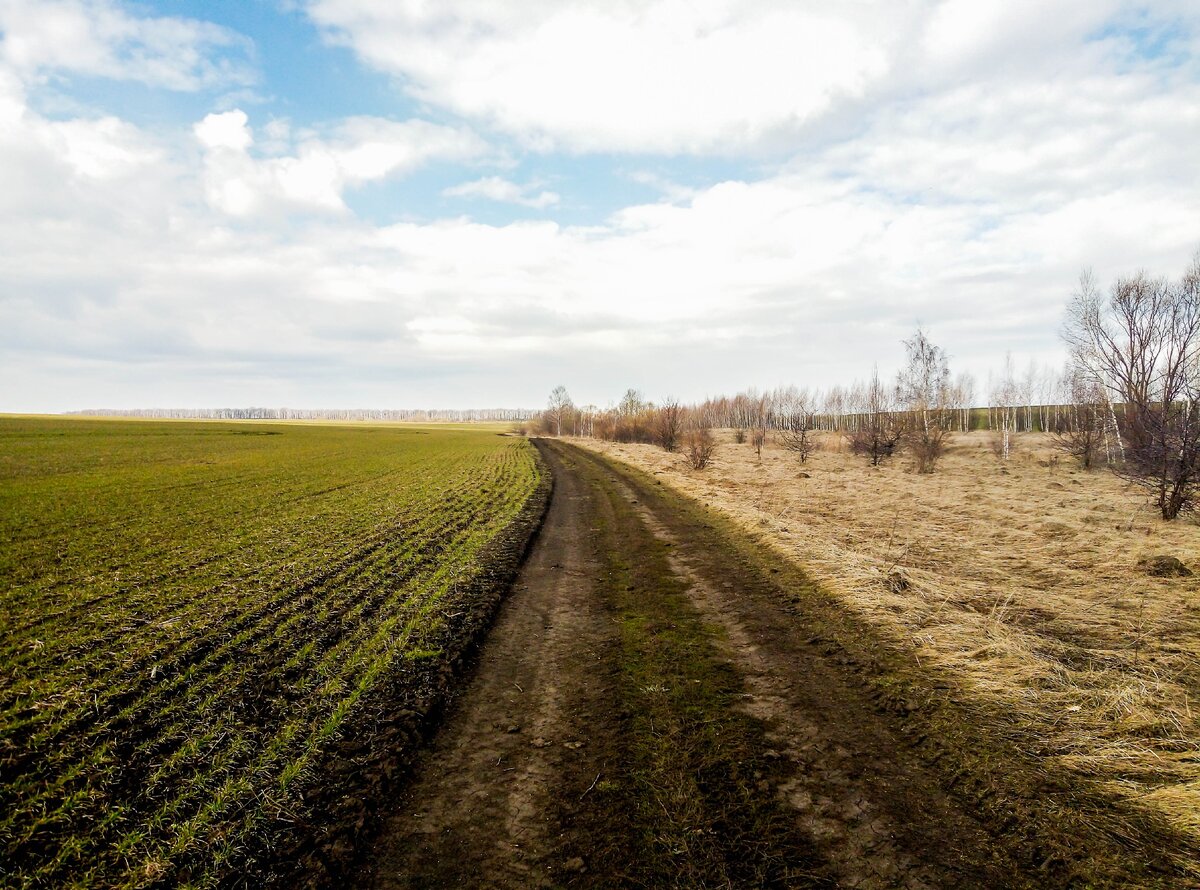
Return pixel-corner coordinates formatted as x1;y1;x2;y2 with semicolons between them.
352;440;1176;888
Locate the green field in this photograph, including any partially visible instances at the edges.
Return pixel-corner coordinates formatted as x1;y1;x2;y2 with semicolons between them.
0;417;546;888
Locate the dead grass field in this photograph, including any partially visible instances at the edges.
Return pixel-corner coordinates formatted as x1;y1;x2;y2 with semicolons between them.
576;430;1200;854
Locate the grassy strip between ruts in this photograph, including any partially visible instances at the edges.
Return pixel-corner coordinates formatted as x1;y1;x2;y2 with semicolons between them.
0;418;549;889
574;442;1196;889
554;443;829;888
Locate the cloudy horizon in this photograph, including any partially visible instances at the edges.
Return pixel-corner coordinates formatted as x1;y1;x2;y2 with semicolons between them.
2;1;1198;413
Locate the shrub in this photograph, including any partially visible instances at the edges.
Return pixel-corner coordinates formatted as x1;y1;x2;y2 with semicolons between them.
655;399;683;452
685;428;716;470
848;368;903;466
909;423;951;474
778;410;816;463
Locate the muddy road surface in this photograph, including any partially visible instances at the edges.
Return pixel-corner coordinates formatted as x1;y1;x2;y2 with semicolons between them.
354;440;1177;889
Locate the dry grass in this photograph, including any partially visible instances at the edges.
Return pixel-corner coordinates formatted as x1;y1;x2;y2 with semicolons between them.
575;430;1200;846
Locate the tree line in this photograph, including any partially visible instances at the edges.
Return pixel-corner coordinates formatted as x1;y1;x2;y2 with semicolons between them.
538;252;1200;519
70;407;536;422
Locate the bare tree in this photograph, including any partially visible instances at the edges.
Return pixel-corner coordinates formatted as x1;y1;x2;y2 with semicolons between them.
746;391;768;460
777;388;817;463
1063;255;1200;518
778;410;816;462
578;404;599;438
619;388;646;417
848;367;904;465
547;385;573;436
823;386;847;432
951;371;976;432
1020;360;1038;432
897;327;952;473
654;398;683;452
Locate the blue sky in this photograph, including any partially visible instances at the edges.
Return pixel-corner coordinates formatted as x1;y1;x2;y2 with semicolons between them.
1;1;1199;411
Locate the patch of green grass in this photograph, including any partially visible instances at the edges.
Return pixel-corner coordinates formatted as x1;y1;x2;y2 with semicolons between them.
0;416;543;888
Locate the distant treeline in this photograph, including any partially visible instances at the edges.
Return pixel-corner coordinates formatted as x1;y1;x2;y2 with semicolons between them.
69;407;536;422
539;254;1200;519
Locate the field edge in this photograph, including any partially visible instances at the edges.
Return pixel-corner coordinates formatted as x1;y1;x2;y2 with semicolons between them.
264;442;555;888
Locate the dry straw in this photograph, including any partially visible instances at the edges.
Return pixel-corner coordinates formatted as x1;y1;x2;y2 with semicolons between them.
578;430;1200;844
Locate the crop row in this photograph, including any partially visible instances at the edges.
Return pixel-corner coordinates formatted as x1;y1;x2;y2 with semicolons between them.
0;418;543;888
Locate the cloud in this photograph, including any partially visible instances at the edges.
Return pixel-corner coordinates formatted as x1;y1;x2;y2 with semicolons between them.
811;73;1200;209
304;0;898;154
0;0;255;91
0;72;170;231
625;170;698;203
194;109;253;151
3;2;1200;412
195;111;489;216
303;1;1200;158
5;53;1200;410
444;176;559;208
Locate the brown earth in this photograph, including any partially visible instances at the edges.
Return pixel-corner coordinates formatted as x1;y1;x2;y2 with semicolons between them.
353;439;1184;888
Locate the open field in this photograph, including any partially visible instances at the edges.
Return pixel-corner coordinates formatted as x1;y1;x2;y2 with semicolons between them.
0;417;547;889
577;430;1200;873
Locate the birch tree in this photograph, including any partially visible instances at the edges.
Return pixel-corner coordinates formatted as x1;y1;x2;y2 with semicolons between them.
991;354;1019;461
777;387;817;463
897;327;952;472
547;385;573;437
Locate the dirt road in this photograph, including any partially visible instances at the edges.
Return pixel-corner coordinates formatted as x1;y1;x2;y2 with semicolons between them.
353;440;1171;888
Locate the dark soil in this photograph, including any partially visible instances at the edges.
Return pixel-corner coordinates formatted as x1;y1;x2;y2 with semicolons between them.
352;440;1190;889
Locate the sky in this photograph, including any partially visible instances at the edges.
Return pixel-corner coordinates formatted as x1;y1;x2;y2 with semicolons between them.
1;0;1199;412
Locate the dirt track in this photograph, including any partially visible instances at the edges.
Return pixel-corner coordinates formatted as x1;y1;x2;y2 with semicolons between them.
353;440;1145;888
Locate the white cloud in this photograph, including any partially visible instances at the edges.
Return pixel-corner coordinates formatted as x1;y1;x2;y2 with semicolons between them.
304;1;1200;158
626;170;698;203
195;109;253;151
444;176;559;208
0;0;255;91
5;47;1200;410
195;111;488;216
0;66;26;123
304;0;898;154
0;75;168;228
811;73;1200;209
4;1;1200;411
